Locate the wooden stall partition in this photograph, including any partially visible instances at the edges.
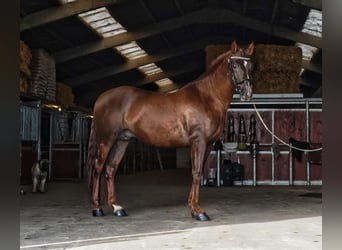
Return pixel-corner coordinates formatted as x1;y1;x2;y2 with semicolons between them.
203;100;322;186
273;152;290;183
256;154;273;183
20;141;37;185
20;101;40;185
274;110;307;183
51;144;80;180
309;110;322;182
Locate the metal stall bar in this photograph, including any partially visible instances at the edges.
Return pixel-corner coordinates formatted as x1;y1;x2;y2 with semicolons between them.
289;140;293;186
49;110;53;179
51;110;84;180
228;97;322;186
271;110;275;184
20;102;41;159
305;101;310;185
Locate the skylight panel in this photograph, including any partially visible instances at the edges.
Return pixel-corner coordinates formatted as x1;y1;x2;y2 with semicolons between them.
301;9;322;38
59;0;77;4
155;78;174;87
78;7;127;38
296;42;318;61
168;89;179;93
115;41;148;60
296;9;321;64
138;63;163;76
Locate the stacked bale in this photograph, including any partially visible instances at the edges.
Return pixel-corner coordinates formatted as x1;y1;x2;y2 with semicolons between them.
205;44;302;93
205;45;230;70
56;82;75;106
29;49;56;101
20;40;32;93
253;44;302;93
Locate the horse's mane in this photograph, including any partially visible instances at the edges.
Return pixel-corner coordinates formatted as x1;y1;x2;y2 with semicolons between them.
195;50;232;81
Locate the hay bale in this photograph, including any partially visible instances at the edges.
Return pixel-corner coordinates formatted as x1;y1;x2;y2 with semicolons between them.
205;44;303;93
205;45;230;70
253;71;300;93
28;49;56;101
253;44;302;93
20;40;32;94
254;44;302;73
20;75;29;93
56;82;74;106
20;40;32;77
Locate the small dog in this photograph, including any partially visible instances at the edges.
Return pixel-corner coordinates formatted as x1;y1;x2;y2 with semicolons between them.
31;159;49;193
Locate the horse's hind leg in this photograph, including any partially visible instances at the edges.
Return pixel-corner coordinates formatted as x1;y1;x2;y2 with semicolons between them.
105;139;130;216
91;141;112;216
188;140;210;221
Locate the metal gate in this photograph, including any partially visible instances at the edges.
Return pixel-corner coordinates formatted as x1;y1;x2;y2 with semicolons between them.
50;110;90;180
20;101;41;184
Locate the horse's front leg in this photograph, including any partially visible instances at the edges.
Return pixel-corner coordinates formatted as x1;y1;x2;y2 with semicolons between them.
188;140;210;221
105;140;129;216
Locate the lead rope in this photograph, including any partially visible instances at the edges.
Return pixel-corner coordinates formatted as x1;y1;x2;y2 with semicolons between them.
252;103;323;152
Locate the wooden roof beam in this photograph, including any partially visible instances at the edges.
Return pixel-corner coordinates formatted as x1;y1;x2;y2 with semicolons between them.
64;36;228;87
77;62;202;107
20;0;123;31
64;34;321;87
53;8;321;63
302;60;321;74
292;0;322;10
53;9;199;63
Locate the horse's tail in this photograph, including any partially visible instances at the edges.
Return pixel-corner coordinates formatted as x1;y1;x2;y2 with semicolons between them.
86;120;97;190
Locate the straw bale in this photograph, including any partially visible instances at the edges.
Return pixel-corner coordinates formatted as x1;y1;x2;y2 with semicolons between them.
254;44;302;73
205;45;230;70
56;82;74;106
253;71;300;93
20;77;29;93
28;49;56;101
20;40;32;76
205;44;302;93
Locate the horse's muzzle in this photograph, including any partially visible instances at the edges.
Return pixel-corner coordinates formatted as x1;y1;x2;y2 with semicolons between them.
240;93;252;102
237;80;253;102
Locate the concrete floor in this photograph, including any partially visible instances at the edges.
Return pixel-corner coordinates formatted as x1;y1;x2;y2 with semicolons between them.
20;169;322;250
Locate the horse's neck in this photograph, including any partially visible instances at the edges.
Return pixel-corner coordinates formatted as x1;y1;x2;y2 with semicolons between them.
198;51;231;80
195;61;234;109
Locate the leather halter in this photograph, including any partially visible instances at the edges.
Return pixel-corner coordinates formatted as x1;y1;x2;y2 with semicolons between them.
227;56;252;92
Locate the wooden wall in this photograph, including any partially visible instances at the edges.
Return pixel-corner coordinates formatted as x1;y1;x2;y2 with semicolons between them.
204;107;322;185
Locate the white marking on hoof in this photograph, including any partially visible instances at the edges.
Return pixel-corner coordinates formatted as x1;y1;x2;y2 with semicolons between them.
112;204;123;213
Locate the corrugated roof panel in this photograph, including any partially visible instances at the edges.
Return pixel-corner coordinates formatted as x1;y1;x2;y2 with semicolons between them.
115;41;148;60
138;63;163;76
59;0;77;4
78;7;127;38
301;9;322;37
155;78;174;87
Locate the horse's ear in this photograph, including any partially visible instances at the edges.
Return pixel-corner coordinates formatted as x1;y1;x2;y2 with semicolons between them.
231;40;238;53
246;42;254;56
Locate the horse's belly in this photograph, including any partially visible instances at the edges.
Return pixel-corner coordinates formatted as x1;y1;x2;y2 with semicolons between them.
132;120;190;147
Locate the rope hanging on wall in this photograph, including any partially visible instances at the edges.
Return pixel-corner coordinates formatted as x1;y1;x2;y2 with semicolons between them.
252;103;323;152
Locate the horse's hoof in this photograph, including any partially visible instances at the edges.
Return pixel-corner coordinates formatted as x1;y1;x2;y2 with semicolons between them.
92;209;105;216
191;211;210;221
114;209;127;217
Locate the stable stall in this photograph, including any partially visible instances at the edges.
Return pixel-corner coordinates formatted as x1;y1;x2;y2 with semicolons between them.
204;95;322;186
20;97;92;184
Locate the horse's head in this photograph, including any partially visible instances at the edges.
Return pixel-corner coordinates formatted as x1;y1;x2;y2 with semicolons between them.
228;40;255;101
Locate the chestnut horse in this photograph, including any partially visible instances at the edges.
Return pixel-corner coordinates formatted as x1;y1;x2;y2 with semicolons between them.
86;41;254;221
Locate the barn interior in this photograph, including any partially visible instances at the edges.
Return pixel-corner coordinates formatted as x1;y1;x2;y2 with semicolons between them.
20;0;322;249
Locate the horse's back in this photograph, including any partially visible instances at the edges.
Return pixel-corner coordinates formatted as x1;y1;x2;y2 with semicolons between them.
92;82;225;147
